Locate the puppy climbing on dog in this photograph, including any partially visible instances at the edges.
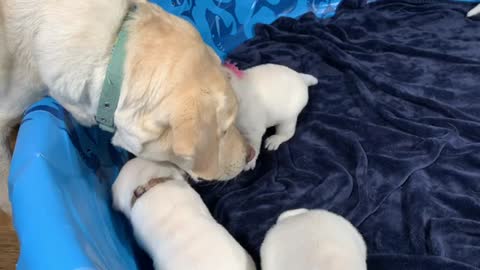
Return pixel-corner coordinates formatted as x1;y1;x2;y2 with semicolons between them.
112;158;256;270
0;0;254;214
224;63;318;170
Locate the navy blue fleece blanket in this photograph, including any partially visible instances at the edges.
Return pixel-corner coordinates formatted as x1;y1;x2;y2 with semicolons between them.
194;1;480;269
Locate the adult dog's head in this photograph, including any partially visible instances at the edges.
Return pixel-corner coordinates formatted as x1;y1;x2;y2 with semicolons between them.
111;3;253;181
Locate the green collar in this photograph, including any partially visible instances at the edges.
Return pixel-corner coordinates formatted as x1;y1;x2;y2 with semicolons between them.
96;7;135;133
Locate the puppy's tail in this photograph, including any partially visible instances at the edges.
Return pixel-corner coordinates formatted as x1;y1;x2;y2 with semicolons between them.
467;4;480;17
277;208;309;222
299;73;318;86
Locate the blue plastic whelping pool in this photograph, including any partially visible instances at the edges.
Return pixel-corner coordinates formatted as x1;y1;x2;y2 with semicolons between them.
12;0;480;269
8;1;344;269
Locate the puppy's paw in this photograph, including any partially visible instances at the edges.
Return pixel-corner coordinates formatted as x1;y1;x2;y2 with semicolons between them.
468;4;480;17
265;135;287;151
467;9;478;18
244;158;257;171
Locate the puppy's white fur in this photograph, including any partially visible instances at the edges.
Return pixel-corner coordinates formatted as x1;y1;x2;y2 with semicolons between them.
226;64;317;170
261;208;367;270
467;4;480;17
112;158;256;270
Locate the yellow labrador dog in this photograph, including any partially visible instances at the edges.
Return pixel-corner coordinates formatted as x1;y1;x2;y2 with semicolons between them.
0;0;254;215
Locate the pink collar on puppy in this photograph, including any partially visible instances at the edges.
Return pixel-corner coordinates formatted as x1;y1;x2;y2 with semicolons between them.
223;61;245;79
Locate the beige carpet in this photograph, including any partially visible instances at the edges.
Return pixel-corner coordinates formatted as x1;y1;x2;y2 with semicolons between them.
0;212;18;270
0;127;20;269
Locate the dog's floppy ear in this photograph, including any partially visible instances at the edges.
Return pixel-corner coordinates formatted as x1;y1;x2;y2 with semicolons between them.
170;98;220;179
112;92;163;156
170;112;198;159
111;126;143;155
112;112;159;155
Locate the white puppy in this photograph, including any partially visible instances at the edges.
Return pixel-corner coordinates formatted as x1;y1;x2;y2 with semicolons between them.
467;4;480;17
224;63;318;170
112;158;256;270
261;208;367;270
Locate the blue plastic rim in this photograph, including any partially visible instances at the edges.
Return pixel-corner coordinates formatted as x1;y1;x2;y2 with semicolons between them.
151;0;480;58
8;0;480;269
152;0;345;58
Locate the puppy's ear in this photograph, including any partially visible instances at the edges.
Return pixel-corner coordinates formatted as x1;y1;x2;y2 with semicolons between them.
277;208;309;222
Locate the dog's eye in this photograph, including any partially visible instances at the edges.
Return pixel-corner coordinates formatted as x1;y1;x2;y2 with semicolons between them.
222;130;228;136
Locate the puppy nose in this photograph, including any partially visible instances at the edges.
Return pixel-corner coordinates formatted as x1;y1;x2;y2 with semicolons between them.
246;146;256;163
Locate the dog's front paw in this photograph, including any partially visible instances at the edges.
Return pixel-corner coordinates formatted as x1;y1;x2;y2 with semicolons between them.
265;135;287;151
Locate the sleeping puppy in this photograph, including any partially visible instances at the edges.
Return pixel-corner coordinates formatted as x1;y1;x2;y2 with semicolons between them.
467;4;480;17
0;0;253;214
224;63;317;170
261;209;367;270
112;158;257;270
